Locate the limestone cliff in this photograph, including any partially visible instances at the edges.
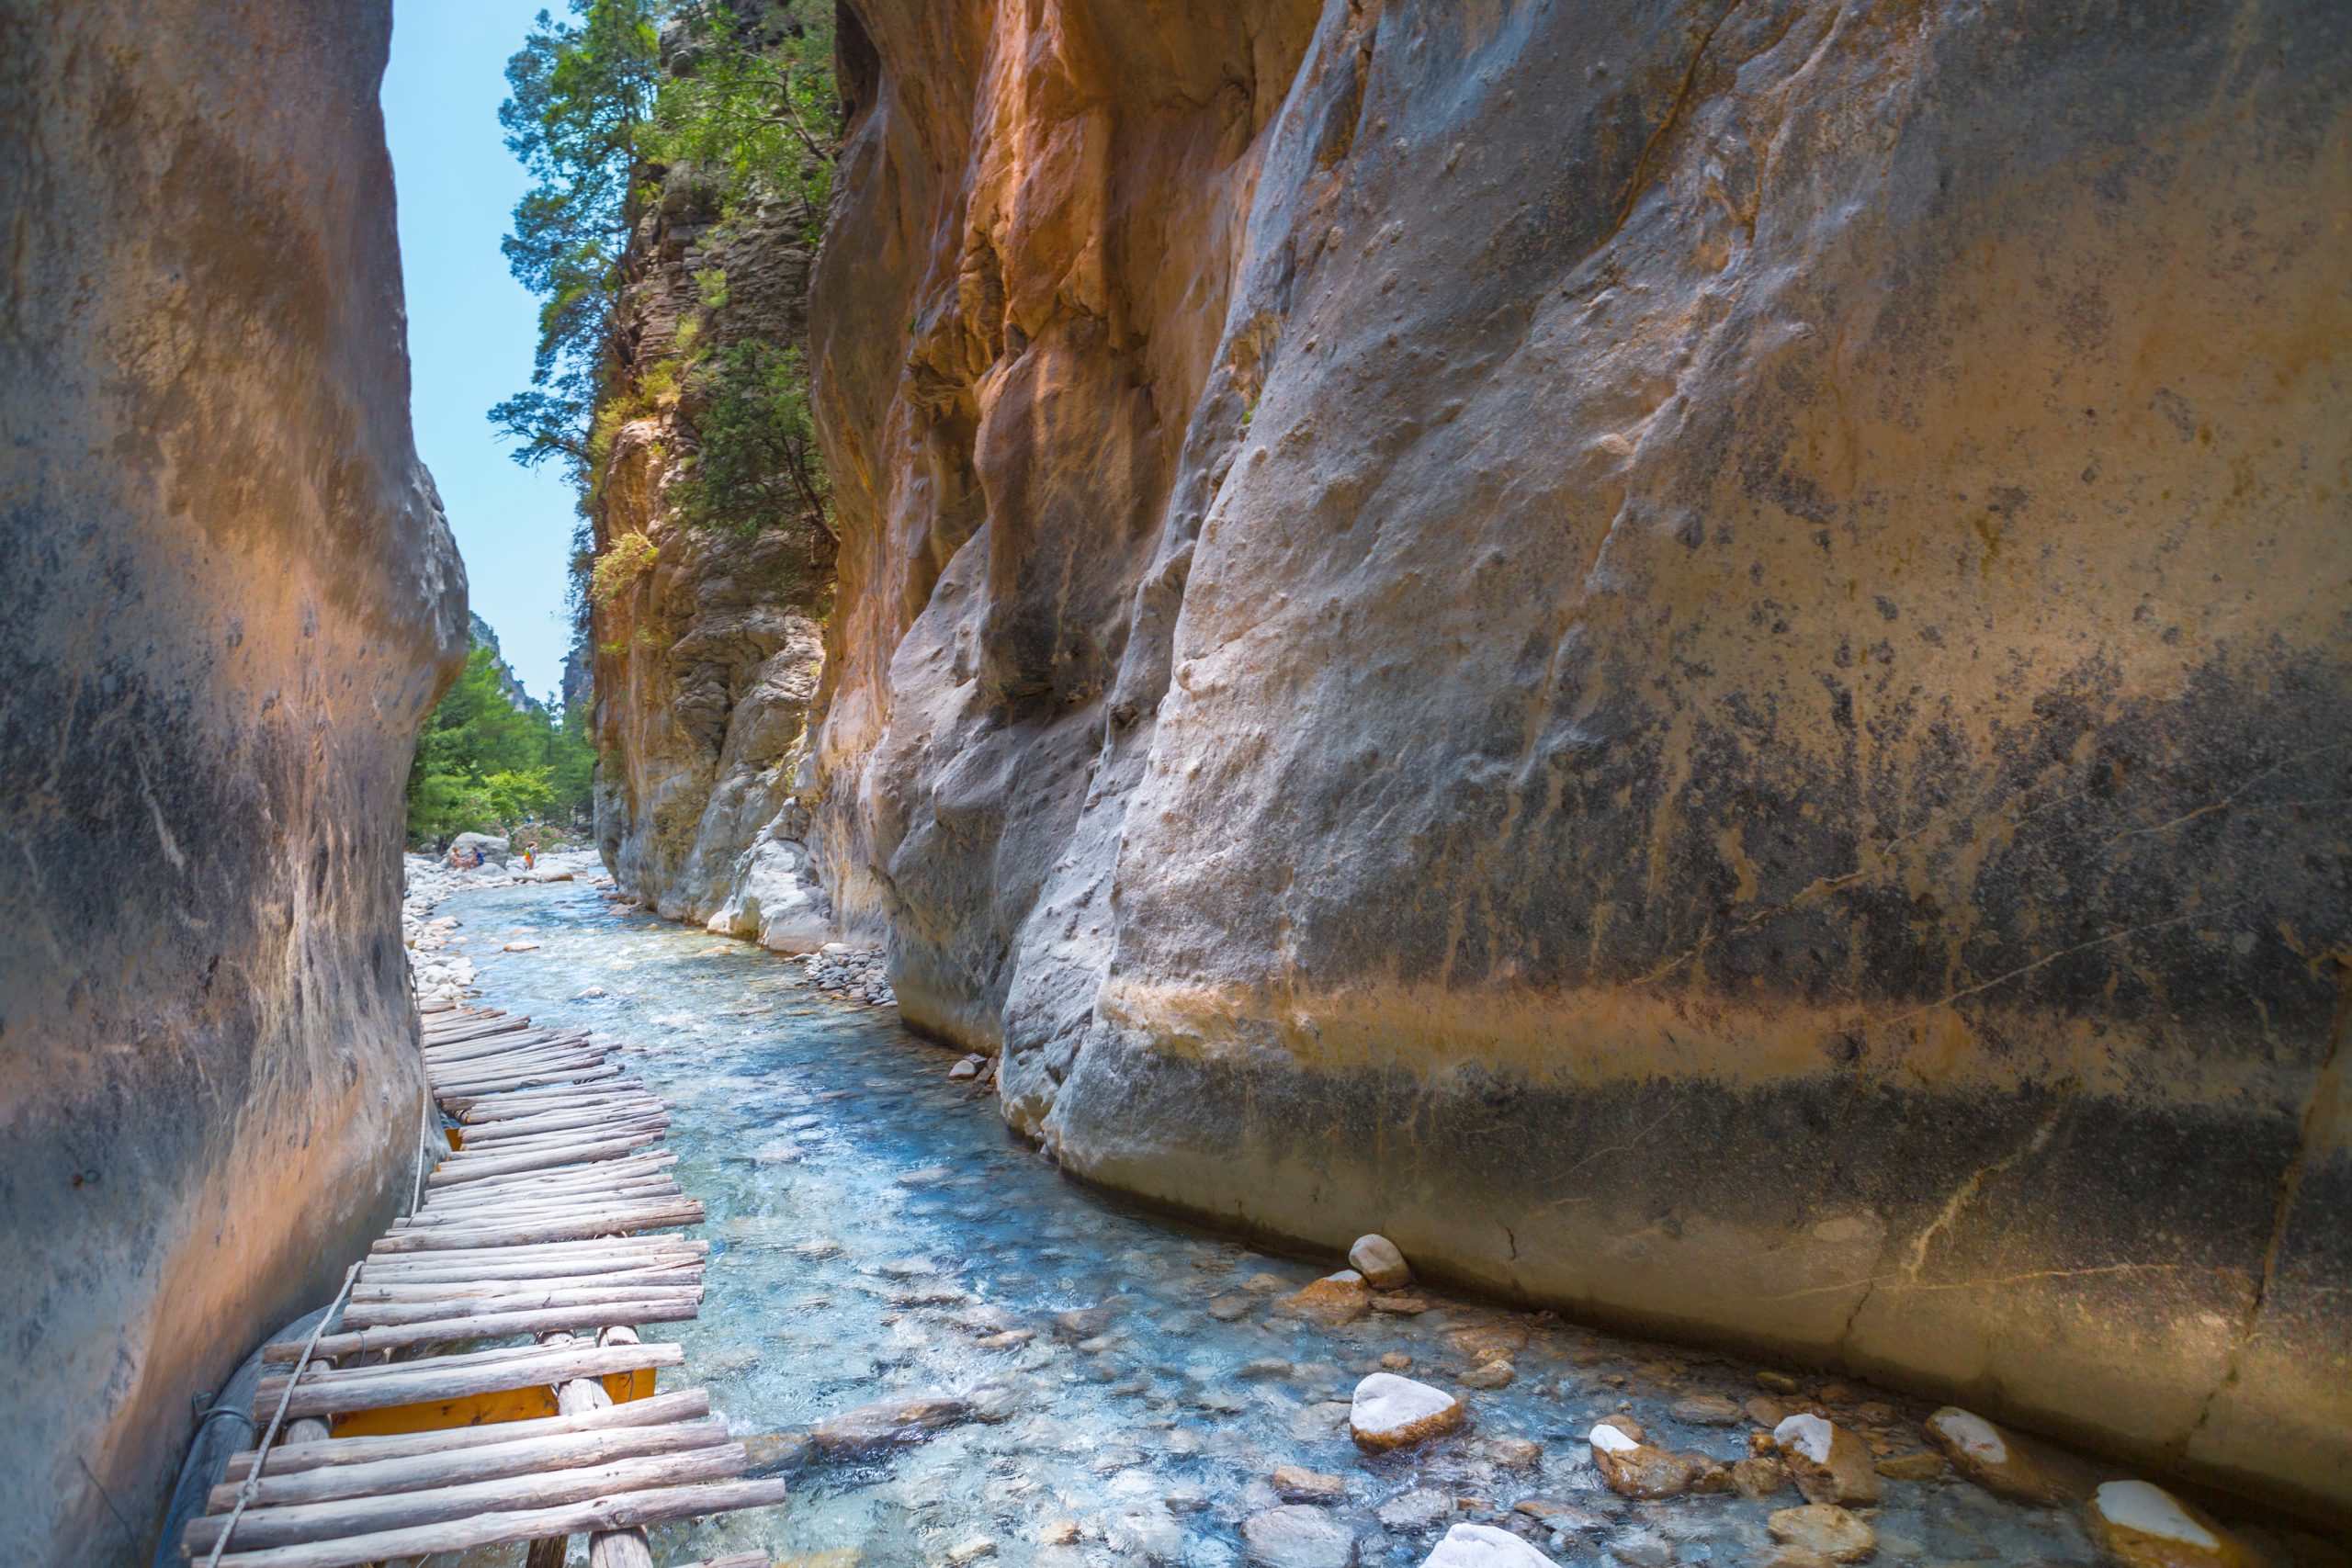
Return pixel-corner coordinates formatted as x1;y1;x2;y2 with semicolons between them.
589;149;838;951
807;0;2352;1519
0;1;467;1561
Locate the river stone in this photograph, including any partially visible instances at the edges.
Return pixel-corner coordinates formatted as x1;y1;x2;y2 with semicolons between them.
1349;1234;1413;1290
1769;1505;1875;1563
2085;1481;2253;1568
1872;1451;1946;1483
1283;1270;1373;1325
1419;1523;1558;1568
1107;1504;1186;1562
1923;1407;2065;1503
1351;1374;1468;1451
1670;1395;1744;1426
1375;1489;1454;1530
1272;1465;1347;1504
1460;1359;1515;1390
1589;1423;1695;1499
1242;1506;1358;1568
1773;1415;1882;1506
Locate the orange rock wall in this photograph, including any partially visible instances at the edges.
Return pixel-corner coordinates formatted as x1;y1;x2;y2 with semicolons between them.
807;0;2351;1519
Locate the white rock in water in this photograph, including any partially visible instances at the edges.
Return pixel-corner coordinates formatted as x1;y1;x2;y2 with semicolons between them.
1589;1422;1640;1454
2091;1481;2218;1549
1351;1372;1466;1451
1241;1506;1357;1568
1773;1413;1833;1463
1421;1523;1559;1568
1348;1233;1412;1290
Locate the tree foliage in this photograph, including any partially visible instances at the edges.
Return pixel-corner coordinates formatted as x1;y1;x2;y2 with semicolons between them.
492;0;663;482
493;1;840;547
406;648;596;844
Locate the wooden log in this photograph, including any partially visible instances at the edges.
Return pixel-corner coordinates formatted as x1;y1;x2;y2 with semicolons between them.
340;1285;702;1327
449;1085;653;1121
437;1065;631;1101
369;1203;705;1252
419;1019;528;1048
254;1342;684;1419
395;1193;691;1234
361;1236;702;1277
431;1062;621;1098
426;1052;611;1088
222;1391;711;1482
455;1073;648;1104
424;1027;586;1060
204;1477;790;1568
206;1417;732;1511
450;1108;664;1144
432;1120;667;1161
425;1134;666;1188
401;1170;681;1213
411;1185;685;1224
424;1038;603;1068
355;1269;706;1303
460;1090;665;1122
182;1443;749;1553
411;1152;678;1202
270;1295;704;1360
457;1110;669;1146
422;1034;588;1068
353;1241;691;1279
420;1172;683;1211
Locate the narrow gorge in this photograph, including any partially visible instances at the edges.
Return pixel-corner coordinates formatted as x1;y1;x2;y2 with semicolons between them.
2;0;2346;1563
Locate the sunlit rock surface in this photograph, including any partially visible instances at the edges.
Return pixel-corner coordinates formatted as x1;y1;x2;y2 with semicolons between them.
805;0;2352;1517
0;0;465;1561
587;16;837;947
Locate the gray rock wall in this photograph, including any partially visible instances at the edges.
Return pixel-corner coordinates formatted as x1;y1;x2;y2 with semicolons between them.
808;0;2352;1521
0;1;466;1561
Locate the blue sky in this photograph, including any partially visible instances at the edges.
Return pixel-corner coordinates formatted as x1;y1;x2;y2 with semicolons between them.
383;0;578;700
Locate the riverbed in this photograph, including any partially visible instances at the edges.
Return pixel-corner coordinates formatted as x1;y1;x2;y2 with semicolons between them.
427;878;2160;1568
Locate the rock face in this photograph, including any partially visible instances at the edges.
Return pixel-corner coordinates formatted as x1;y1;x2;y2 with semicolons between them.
0;1;466;1561
589;63;835;951
804;0;2352;1517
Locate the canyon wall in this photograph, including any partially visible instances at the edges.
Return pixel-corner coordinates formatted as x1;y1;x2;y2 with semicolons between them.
807;0;2352;1520
590;145;838;952
0;1;466;1561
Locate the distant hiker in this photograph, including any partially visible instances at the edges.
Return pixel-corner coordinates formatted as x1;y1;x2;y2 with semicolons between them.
523;840;537;871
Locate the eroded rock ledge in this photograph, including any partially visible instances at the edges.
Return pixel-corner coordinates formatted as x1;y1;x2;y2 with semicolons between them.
802;0;2352;1522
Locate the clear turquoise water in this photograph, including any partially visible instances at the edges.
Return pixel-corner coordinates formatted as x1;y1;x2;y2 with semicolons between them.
431;879;2129;1568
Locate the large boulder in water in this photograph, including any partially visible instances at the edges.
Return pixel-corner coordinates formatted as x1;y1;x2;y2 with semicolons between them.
449;831;510;867
0;1;466;1559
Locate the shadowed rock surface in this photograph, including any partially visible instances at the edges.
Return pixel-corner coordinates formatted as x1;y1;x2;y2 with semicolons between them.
800;0;2352;1519
0;1;466;1561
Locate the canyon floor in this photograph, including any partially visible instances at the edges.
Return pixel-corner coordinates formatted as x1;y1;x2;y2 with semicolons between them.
387;872;2339;1568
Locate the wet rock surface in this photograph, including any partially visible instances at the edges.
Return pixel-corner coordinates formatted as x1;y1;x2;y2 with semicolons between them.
419;882;2340;1567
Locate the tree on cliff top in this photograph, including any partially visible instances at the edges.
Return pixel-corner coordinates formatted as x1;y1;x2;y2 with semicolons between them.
491;0;663;482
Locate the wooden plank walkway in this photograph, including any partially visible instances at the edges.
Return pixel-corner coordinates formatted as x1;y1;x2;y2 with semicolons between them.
184;1002;781;1568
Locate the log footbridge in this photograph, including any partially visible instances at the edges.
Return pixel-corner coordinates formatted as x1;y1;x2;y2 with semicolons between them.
182;1001;781;1568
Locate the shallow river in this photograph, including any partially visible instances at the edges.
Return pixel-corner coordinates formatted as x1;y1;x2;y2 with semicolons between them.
434;878;2138;1568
